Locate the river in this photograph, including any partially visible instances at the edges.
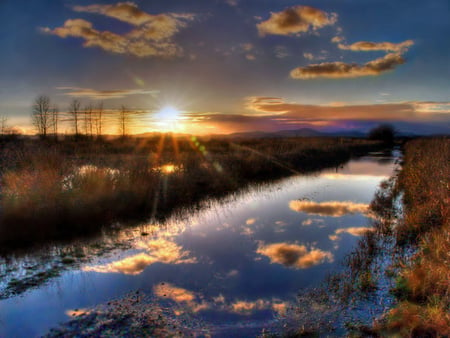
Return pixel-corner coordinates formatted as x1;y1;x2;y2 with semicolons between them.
0;151;399;337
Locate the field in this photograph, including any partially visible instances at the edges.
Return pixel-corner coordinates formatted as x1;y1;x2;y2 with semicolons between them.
0;135;383;252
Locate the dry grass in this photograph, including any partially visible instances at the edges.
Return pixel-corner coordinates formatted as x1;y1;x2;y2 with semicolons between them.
0;135;383;251
376;137;450;337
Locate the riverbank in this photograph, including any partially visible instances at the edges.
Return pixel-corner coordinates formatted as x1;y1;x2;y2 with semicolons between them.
0;135;386;252
374;137;449;336
280;137;449;337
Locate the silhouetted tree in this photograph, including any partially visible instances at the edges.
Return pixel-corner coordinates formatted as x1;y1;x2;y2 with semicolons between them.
118;105;130;138
368;124;395;144
0;115;7;136
84;104;93;137
94;102;104;138
69;99;81;137
51;106;59;139
32;95;52;138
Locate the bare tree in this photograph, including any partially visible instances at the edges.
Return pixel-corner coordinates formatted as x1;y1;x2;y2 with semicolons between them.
118;105;130;138
94;102;104;138
0;115;7;136
69;99;81;137
84;104;93;137
32;95;52;138
51;106;59;139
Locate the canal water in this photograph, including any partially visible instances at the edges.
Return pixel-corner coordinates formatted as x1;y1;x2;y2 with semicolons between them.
0;151;398;337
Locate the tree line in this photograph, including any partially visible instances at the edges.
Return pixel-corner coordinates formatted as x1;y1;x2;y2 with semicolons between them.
31;95;134;139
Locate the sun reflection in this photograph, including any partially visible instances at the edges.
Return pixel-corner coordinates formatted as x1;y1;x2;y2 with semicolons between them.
161;164;176;174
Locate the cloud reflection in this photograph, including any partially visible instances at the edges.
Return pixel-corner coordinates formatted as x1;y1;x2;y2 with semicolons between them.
83;238;196;275
229;299;289;315
257;242;333;269
289;200;369;217
154;283;209;313
329;226;374;241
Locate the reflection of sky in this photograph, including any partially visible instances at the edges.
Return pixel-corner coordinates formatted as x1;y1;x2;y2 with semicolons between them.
0;156;396;337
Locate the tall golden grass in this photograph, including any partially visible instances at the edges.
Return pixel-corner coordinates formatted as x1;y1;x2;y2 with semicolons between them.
377;138;450;337
0;136;383;251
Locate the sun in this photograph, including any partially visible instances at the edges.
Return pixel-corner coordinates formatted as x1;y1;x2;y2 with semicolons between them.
153;106;184;132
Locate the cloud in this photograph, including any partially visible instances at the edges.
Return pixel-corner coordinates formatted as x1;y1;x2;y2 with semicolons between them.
329;226;374;241
225;0;239;7
303;51;328;61
42;2;194;57
331;36;344;43
83;253;157;275
231;299;271;314
73;2;158;26
229;299;289;315
154;283;195;303
245;96;418;120
154;283;209;313
290;52;405;79
412;101;450;114
57;87;158;99
301;218;324;226
257;242;333;269
65;308;91;317
240;43;254;52
274;45;291;59
83;238;196;275
257;6;337;37
289;200;369;217
183;97;449;135
337;40;414;53
303;52;314;60
322;173;388;181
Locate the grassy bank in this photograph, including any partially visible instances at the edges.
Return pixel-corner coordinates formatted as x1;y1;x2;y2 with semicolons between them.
0;135;384;252
281;137;449;337
375;137;449;337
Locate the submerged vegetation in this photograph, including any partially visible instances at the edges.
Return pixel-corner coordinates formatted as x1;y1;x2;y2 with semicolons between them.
0;135;384;252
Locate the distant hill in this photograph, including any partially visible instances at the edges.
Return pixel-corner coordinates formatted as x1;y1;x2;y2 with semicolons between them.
223;128;366;139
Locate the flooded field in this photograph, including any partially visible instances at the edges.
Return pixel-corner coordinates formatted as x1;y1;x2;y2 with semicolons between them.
0;151;399;337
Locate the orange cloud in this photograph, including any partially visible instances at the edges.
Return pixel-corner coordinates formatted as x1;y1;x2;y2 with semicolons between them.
57;87;158;99
154;283;209;313
83;238;196;275
290;52;405;79
337;40;414;53
329;226;374;241
73;2;157;26
42;3;194;57
257;242;333;269
257;6;337;37
154;283;195;303
231;299;271;314
245;96;419;121
289;200;369;217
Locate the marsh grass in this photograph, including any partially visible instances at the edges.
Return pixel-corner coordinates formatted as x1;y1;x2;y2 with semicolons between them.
286;138;448;337
336;137;449;336
375;137;450;337
0;135;384;252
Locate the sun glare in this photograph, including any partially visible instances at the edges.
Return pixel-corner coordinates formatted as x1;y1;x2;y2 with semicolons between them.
153;106;184;132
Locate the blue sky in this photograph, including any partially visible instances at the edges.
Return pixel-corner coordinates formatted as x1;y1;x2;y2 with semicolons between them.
0;0;449;134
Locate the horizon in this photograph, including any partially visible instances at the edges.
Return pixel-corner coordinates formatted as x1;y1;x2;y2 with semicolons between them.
1;0;449;135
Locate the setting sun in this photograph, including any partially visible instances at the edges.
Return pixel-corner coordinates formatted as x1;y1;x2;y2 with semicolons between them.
153;106;184;132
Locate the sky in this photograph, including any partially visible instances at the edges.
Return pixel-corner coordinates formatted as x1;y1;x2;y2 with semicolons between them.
0;0;449;135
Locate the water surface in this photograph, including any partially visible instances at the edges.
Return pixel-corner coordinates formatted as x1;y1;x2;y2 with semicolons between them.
0;153;398;337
